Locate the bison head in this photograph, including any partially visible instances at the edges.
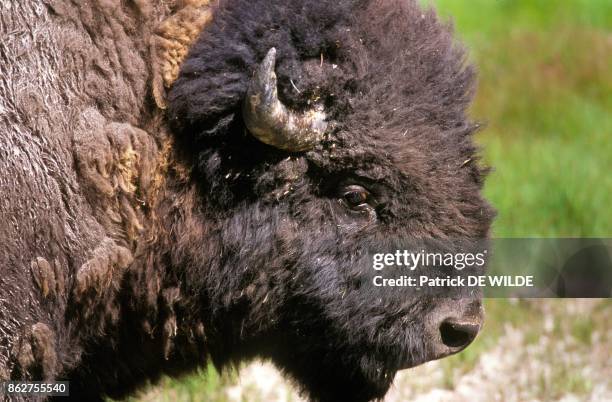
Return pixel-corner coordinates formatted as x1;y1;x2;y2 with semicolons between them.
165;0;494;400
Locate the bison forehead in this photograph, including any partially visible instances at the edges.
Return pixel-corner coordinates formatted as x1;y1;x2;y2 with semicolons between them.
167;0;476;148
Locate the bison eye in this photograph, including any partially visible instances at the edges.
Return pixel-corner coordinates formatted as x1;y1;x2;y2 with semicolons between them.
341;185;371;210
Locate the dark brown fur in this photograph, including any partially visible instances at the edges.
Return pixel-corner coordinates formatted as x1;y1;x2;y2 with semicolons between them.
0;1;493;401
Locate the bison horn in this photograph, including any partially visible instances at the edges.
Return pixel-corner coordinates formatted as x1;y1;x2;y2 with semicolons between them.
242;48;327;151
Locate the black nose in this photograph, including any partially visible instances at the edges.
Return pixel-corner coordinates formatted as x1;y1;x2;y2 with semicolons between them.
439;319;480;350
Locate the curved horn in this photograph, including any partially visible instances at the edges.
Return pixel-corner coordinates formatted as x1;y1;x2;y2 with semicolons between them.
242;48;327;151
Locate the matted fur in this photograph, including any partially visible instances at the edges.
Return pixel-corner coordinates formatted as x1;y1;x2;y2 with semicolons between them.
151;0;215;108
0;0;493;401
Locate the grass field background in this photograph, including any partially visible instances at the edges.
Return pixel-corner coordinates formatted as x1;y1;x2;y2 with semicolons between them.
124;1;612;400
438;0;612;237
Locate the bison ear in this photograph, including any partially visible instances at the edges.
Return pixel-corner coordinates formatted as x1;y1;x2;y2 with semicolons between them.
242;48;327;152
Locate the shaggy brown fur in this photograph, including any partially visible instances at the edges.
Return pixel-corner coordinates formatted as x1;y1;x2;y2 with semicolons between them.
151;0;215;108
0;1;494;401
0;0;176;398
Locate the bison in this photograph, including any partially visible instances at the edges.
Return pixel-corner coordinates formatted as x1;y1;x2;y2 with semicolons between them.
0;0;494;401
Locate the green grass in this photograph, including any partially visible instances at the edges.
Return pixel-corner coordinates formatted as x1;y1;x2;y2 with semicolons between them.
129;1;612;400
123;365;235;402
425;0;612;237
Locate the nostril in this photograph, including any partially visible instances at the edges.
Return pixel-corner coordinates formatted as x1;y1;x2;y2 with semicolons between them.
439;320;479;349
